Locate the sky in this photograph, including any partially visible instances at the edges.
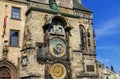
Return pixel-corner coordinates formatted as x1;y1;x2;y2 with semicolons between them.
83;0;120;73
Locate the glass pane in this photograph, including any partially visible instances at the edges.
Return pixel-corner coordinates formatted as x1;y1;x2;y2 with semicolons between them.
12;7;20;19
10;30;19;46
80;28;84;49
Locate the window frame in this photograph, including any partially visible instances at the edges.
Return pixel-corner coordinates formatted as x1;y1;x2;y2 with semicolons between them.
79;25;85;50
106;75;109;79
11;6;21;20
86;65;95;72
9;29;19;47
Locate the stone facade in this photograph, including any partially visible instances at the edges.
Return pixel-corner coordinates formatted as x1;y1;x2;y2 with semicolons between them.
97;61;120;79
0;0;115;79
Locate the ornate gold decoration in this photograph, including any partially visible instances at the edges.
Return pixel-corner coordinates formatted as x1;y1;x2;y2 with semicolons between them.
51;63;66;79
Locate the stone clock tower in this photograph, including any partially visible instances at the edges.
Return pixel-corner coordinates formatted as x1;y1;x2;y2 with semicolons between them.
20;0;97;79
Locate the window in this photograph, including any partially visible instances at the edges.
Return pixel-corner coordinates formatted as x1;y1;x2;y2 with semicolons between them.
106;75;109;79
36;42;44;58
86;65;94;72
10;30;19;46
80;26;85;50
48;22;64;34
87;31;91;47
58;27;62;33
11;7;20;19
48;25;54;32
88;39;91;47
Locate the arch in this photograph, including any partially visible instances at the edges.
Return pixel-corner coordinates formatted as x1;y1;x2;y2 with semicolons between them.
0;66;11;79
79;24;85;31
43;15;73;31
51;16;67;27
0;60;18;79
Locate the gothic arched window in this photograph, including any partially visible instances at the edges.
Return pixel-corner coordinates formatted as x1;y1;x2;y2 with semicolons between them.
79;25;85;50
87;30;91;47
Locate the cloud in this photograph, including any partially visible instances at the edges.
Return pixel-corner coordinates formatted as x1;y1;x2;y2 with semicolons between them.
97;58;110;63
95;15;120;37
96;46;120;54
104;59;109;63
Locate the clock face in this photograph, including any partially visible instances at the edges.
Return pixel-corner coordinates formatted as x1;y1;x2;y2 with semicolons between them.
51;63;66;79
49;38;66;57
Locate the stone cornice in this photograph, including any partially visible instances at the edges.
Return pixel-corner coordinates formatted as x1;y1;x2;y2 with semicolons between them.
26;7;80;18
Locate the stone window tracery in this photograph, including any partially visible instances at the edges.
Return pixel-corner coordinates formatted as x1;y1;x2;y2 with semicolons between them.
79;25;85;50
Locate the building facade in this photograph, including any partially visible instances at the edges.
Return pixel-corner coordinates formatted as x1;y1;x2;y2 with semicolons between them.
0;0;100;79
97;61;120;79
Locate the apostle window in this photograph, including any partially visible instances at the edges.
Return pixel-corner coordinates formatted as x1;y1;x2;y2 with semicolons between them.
48;19;65;34
58;27;62;33
10;30;19;46
48;25;54;32
11;7;20;19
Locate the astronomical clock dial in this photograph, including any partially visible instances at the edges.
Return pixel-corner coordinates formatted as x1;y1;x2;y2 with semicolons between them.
51;63;66;79
50;38;66;57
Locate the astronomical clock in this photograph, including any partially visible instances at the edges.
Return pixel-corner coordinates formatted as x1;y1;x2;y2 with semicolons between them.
48;37;68;59
43;16;71;79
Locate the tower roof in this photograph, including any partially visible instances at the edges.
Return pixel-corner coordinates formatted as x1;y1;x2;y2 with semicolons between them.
73;1;92;12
